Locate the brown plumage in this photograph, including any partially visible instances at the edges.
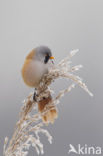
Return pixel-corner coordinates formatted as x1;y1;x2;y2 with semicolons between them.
38;95;57;124
21;49;40;87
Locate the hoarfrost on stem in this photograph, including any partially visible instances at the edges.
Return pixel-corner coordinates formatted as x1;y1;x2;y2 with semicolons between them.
3;50;93;156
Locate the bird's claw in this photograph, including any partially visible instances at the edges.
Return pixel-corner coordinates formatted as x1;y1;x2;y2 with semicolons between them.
33;92;38;102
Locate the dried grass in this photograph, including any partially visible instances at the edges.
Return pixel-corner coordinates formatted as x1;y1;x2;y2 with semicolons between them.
3;50;93;156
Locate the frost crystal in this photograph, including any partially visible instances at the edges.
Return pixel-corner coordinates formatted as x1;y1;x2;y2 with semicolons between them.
3;50;93;156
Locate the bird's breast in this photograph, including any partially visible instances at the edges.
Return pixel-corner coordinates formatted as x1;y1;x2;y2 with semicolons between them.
21;60;48;87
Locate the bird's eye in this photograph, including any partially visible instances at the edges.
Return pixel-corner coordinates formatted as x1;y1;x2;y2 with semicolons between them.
44;55;50;64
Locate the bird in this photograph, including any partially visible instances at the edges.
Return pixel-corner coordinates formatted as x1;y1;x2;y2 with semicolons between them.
21;46;58;124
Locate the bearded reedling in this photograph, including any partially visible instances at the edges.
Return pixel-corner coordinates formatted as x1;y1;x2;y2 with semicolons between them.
21;46;57;123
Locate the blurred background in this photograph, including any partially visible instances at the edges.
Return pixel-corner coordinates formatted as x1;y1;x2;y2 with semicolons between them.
0;0;103;155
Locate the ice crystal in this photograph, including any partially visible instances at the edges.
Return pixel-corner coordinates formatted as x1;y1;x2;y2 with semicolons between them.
3;50;93;156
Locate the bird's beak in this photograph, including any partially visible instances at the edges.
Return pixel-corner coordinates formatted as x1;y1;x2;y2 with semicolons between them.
50;56;55;59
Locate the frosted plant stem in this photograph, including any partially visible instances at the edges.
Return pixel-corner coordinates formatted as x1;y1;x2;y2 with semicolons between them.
3;50;93;156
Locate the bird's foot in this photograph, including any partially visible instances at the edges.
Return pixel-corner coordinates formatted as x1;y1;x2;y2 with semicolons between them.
33;91;38;102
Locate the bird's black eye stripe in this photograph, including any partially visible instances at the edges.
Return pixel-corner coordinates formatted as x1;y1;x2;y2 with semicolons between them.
44;55;50;64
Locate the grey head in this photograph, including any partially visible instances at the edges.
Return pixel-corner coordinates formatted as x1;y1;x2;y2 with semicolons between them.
35;46;53;64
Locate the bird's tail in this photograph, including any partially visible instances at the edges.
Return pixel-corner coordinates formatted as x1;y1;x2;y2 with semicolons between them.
38;95;58;124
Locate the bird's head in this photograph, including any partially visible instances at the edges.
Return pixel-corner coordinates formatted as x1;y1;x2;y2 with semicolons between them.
34;46;54;64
